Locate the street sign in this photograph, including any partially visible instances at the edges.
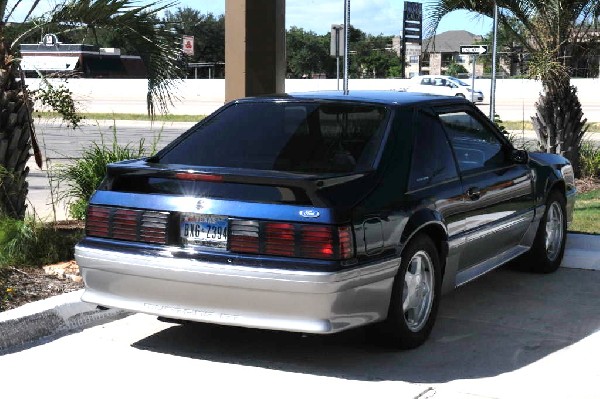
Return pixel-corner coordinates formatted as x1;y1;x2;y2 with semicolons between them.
330;24;344;57
182;35;194;56
460;45;488;55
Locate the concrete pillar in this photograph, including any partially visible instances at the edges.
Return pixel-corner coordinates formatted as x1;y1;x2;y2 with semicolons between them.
225;0;286;102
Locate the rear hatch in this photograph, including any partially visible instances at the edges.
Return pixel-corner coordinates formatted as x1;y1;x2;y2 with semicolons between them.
84;99;391;267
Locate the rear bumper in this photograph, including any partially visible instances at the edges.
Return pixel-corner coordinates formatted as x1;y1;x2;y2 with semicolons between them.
75;242;400;334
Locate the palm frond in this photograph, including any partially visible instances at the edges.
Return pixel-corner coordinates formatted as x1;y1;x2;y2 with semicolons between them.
12;0;186;117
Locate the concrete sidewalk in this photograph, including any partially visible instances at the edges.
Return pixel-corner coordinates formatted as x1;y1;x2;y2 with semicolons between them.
1;233;598;353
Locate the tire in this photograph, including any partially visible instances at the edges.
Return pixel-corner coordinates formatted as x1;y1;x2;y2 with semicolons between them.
526;190;567;273
455;93;465;98
377;234;442;349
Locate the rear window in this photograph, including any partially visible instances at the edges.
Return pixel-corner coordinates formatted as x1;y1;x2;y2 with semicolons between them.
158;101;389;174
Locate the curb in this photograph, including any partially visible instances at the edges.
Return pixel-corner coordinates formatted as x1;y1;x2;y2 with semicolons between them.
0;290;129;352
562;233;600;271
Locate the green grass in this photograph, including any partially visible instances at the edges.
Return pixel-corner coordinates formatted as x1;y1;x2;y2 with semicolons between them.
34;111;205;123
502;121;600;133
570;188;600;234
32;112;599;131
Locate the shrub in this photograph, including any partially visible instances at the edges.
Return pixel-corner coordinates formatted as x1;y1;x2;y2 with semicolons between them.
0;216;82;268
53;125;160;220
579;140;600;179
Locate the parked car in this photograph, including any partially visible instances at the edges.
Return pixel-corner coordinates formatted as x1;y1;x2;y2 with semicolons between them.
76;91;575;349
406;75;485;103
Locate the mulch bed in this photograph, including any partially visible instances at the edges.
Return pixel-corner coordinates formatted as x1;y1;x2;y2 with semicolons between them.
575;176;600;194
0;266;83;313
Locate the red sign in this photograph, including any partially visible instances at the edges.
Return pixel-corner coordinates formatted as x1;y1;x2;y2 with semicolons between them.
182;35;194;56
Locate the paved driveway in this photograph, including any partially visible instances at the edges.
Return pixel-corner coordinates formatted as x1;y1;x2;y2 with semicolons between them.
2;266;598;398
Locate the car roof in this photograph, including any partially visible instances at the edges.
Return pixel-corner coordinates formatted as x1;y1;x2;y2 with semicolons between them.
235;90;468;107
412;75;470;82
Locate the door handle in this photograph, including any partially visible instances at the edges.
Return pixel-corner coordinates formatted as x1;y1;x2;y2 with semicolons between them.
466;187;481;201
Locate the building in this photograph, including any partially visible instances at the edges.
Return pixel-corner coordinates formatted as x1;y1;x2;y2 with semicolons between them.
20;34;147;78
421;30;483;76
393;36;421;78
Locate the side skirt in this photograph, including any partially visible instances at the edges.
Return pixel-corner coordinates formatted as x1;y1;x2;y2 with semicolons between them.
454;245;530;288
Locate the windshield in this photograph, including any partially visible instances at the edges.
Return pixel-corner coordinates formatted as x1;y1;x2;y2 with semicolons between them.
448;77;470;86
158;101;390;174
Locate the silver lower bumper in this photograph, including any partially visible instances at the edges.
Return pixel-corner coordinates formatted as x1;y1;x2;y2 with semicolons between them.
75;244;400;334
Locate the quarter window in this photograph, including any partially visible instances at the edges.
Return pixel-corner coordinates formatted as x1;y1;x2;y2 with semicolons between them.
439;111;506;172
409;112;459;190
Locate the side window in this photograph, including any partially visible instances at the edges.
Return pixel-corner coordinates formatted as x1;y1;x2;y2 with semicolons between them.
439;111;506;173
409;112;459;191
420;78;431;85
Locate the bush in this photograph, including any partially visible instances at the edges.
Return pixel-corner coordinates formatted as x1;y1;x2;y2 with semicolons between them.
53;126;160;219
579;140;600;179
0;216;83;268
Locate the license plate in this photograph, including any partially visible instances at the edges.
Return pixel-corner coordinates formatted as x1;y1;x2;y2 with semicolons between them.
181;214;228;249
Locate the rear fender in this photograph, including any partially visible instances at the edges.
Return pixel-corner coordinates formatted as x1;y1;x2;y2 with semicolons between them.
399;209;449;271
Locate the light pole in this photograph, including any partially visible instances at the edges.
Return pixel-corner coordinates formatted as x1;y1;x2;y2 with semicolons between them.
343;0;350;95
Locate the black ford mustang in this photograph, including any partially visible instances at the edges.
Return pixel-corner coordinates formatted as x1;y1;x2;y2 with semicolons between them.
75;91;575;349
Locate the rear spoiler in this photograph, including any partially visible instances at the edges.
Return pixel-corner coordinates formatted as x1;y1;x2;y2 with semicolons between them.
105;159;372;207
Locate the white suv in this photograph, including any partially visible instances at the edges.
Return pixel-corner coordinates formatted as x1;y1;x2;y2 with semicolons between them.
406;75;484;103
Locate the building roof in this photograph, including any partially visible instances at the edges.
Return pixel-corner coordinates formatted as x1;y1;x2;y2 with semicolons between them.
423;30;483;53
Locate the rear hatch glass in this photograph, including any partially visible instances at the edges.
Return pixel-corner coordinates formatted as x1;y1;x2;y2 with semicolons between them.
158;101;390;174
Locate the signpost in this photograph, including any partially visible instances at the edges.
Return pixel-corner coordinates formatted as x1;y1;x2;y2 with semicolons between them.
330;24;344;90
460;45;488;103
490;2;499;120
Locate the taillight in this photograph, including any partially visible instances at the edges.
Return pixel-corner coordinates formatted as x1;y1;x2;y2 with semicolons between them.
112;208;138;241
299;225;335;259
175;172;223;182
86;205;168;244
229;220;260;253
86;206;111;237
264;223;295;256
229;220;354;260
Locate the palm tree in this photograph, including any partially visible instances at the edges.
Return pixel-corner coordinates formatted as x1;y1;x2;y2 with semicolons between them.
427;0;600;175
0;0;185;219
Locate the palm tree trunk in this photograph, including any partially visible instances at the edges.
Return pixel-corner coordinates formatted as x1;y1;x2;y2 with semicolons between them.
531;75;588;176
0;39;33;219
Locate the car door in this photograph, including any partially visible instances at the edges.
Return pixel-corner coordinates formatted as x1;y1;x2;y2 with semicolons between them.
417;77;434;94
436;107;535;270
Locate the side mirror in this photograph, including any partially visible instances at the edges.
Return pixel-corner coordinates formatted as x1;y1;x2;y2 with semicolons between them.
511;149;529;164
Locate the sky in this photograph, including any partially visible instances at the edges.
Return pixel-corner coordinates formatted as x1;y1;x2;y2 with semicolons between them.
9;0;493;37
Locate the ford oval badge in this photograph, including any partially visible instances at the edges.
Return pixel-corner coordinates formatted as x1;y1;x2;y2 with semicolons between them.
299;210;320;218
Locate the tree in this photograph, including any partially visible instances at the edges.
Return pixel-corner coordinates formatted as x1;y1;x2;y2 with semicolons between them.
348;28;400;78
286;27;331;78
445;60;468;77
476;16;528;76
0;0;185;219
428;0;600;175
163;7;225;65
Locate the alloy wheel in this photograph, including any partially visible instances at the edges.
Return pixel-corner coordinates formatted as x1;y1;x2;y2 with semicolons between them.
403;250;435;332
545;201;564;262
